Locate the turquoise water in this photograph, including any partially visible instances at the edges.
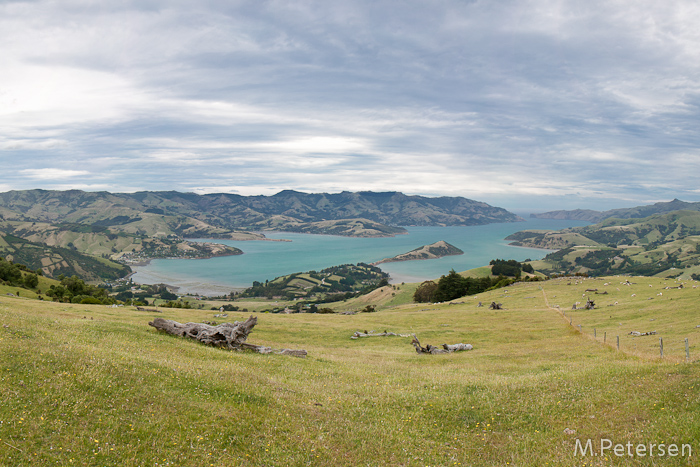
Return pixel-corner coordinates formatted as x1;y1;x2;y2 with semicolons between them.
130;217;588;295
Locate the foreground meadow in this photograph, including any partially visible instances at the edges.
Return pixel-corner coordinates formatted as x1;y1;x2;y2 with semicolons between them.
1;276;699;466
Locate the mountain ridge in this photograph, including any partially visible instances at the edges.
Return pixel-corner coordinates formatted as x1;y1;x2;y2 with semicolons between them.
0;189;523;238
530;199;700;222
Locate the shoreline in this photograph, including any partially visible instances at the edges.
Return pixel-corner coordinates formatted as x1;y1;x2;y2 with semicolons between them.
371;254;462;266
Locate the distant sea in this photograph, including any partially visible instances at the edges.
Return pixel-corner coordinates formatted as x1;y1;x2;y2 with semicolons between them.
130;217;589;296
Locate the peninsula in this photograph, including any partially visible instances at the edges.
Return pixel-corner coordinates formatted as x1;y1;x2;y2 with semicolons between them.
372;240;464;265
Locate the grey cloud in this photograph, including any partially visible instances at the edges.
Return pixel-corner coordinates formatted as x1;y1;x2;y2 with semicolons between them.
1;0;699;210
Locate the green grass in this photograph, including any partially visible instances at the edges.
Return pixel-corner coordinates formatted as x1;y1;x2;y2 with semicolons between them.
1;276;699;466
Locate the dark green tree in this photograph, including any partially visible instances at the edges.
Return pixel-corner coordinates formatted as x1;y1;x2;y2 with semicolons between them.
23;273;39;289
413;280;438;303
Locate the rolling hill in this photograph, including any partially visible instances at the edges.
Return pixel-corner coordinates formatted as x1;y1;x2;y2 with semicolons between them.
1;275;698;465
509;210;700;278
0;189;521;281
531;198;700;222
0;189;523;239
0;233;131;281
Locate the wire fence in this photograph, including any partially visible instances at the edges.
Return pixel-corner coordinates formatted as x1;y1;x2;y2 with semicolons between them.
561;309;694;362
540;286;695;362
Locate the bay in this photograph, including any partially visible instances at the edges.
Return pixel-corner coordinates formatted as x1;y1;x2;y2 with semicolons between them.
130;217;588;295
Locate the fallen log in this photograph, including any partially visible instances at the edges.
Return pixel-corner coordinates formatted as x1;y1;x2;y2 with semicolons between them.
148;316;307;357
411;334;473;354
351;330;411;339
442;343;473;352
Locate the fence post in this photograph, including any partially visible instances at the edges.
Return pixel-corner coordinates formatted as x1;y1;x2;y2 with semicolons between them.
578;324;582;333
686;338;690;362
660;337;664;358
594;328;597;338
616;335;619;350
604;332;607;344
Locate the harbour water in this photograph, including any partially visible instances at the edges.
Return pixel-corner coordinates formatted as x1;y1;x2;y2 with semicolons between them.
130;217;588;295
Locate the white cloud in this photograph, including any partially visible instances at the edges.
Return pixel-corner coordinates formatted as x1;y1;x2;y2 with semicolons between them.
20;168;91;180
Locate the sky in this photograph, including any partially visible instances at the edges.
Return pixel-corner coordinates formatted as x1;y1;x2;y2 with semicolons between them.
2;0;700;213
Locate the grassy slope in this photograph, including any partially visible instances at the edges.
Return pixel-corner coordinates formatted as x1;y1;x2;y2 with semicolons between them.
1;276;699;466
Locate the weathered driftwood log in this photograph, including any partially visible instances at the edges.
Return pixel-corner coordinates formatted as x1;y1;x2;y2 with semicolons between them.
442;343;473;352
351;330;411;339
411;334;473;355
148;316;307;357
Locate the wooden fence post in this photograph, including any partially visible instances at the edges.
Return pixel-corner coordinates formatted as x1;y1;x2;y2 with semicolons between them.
616;335;619;350
594;328;596;338
604;332;607;344
660;337;664;358
686;338;690;362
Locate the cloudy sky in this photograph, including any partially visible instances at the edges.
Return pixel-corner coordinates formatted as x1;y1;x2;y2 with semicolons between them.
2;0;700;212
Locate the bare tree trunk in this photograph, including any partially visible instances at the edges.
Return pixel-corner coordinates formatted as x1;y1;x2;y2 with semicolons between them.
148;316;307;357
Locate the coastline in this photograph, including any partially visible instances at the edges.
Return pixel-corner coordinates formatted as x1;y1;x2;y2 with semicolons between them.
371;254;462;266
125;220;584;296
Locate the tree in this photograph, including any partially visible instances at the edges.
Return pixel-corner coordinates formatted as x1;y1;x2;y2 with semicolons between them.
23;273;39;289
0;260;22;284
490;259;521;277
433;270;469;302
413;280;438;303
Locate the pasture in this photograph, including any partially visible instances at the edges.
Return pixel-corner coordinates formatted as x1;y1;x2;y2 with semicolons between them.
1;276;699;466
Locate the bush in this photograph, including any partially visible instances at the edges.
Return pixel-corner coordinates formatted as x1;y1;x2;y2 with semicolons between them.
80;296;103;305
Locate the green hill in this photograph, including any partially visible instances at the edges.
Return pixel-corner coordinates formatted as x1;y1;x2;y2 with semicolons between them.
0;233;131;281
1;275;698;466
508;210;700;278
239;263;389;302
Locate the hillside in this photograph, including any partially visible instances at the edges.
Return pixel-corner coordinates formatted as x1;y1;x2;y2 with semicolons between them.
531;198;700;222
0;189;523;239
372;240;464;265
1;275;698;466
239;263;389;301
0;189;520;282
508;210;700;278
0;233;131;281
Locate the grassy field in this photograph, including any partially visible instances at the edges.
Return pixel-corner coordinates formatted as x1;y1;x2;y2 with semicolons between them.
1;276;699;466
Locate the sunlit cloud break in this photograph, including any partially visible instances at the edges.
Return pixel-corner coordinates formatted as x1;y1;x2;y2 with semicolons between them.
20;168;91;180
